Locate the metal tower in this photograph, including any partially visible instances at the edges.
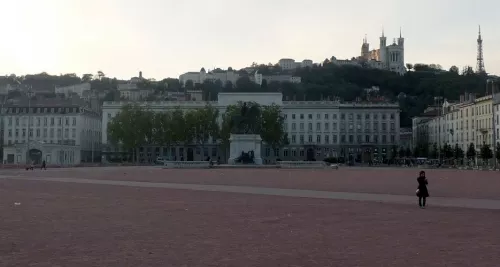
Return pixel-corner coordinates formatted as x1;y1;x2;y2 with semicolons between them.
476;25;485;73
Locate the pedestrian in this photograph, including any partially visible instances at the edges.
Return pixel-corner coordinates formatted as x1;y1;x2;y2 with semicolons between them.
416;170;429;208
41;160;46;170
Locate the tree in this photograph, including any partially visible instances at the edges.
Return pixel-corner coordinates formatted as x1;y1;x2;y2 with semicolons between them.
189;105;220;157
406;63;413;71
151;111;174;159
480;143;493;165
82;73;93;82
97;70;105;80
260;104;287;149
466;143;476;162
454;144;464;163
496;142;500;163
398;147;406;158
449;66;459;74
107;104;148;162
405;147;412;158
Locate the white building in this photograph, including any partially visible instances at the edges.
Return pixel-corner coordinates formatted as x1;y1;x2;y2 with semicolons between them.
2;99;101;165
102;93;400;163
278;58;314;70
118;83;151;101
252;72;302;86
55;83;91;97
413;93;499;159
179;68;240;86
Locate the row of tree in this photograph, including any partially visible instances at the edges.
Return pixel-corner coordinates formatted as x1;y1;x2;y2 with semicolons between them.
106;102;287;161
413;142;500;163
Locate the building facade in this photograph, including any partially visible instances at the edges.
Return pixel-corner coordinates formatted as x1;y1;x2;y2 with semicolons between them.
102;93;401;164
2;99;101;165
277;59;314;70
412;93;497;157
55;83;91;97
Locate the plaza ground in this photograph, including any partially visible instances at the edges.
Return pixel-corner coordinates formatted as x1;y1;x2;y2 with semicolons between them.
1;167;499;266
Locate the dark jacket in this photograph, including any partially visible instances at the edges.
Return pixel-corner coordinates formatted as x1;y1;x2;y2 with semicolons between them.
417;177;429;197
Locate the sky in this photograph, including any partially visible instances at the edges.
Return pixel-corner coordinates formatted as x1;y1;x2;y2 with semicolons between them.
1;0;499;80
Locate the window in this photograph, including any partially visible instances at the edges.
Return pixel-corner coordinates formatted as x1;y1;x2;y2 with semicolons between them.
341;114;345;120
382;135;387;144
58;118;61;126
316;123;320;131
292;123;296;130
333;114;337;119
316;114;320;119
382;123;387;131
15;118;19;126
357;114;361;120
365;114;370;119
73;117;76;126
212;148;217;157
333;123;337;130
72;129;76;138
8;117;12;126
325;135;329;144
341;135;346;143
316;135;321;143
292;135;296;143
365;122;370;129
36;117;40;126
65;118;69;126
36;129;40;137
300;114;304;119
382;114;386;120
357;135;362;143
333;135;337;143
43;129;47;138
292;149;297;157
324;123;329;131
308;123;312;131
349;135;354;143
390;113;395;120
8;130;12;137
292;114;296;119
391;135;395;142
284;114;288;119
390;123;395;130
15;129;19;137
325;114;329;119
300;123;304;130
348;114;353;120
357;123;361;130
299;149;304;157
308;135;312;143
57;129;61;138
283;149;289;157
300;135;304;144
374;114;378;120
365;135;370;143
50;129;54;138
51;117;55;126
374;135;379;143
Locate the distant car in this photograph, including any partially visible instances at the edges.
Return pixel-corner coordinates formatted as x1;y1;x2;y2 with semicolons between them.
155;157;165;165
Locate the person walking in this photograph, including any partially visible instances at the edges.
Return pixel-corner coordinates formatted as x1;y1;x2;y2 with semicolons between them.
41;160;46;170
416;170;429;208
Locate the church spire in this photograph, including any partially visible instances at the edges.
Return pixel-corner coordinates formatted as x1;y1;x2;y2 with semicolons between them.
399;27;402;38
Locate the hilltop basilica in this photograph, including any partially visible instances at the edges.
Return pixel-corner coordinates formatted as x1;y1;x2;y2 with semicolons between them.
331;30;406;75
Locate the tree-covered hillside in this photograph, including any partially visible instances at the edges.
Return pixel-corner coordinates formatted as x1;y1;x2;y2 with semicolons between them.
1;62;490;128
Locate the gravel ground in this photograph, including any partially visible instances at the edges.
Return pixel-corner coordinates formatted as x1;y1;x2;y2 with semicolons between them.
1;177;500;267
3;167;500;200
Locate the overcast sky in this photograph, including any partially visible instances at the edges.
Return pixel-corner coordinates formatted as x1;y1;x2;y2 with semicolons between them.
1;0;498;80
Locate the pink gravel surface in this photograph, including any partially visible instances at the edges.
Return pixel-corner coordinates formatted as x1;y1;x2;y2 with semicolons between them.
1;178;500;267
4;167;500;200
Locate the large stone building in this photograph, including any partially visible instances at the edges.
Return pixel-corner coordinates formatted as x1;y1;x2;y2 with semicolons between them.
1;98;101;165
102;93;401;164
412;93;498;156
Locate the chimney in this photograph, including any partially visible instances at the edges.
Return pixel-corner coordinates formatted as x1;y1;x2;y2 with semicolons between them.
139;71;143;79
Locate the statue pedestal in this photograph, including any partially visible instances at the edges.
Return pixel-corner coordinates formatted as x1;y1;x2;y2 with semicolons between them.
228;134;263;165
